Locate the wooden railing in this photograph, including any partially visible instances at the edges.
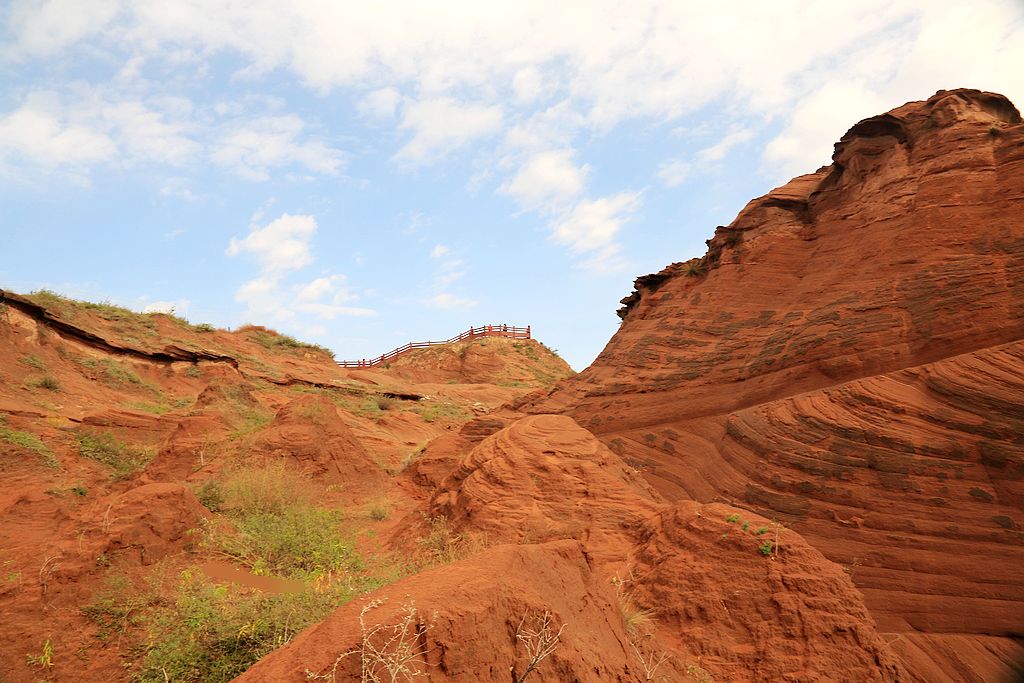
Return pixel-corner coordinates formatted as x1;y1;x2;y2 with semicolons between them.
337;324;531;368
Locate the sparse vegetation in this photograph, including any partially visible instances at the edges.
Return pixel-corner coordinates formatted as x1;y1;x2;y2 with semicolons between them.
34;374;61;391
725;513;740;523
195;479;225;512
125;400;175;414
25;638;54;669
758;540;774;556
134;462;393;681
82;573;144;643
76;355;153;390
76;430;152;475
241;325;335;359
415;515;485;566
1;426;59;468
415;399;467;423
136;568;368;683
368;501;390;521
19;353;46;370
685;261;706;276
199;462;359;578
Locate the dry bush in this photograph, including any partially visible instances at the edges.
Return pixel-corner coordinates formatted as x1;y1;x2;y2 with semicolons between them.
513;610;565;682
307;598;435;682
220;460;313;515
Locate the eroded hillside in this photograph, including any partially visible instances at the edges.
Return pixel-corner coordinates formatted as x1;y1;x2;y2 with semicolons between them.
0;290;571;682
2;87;1022;683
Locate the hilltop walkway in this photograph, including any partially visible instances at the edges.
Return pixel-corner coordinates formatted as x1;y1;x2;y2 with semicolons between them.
337;324;530;368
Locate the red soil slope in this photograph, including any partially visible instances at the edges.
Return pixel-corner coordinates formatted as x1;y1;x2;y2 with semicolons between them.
0;290;567;682
520;88;1024;681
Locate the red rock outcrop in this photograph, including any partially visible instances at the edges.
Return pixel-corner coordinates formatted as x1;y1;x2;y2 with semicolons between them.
521;89;1024;680
250;394;386;497
248;415;904;682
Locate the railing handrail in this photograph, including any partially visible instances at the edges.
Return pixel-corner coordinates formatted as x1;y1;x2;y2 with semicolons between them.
337;324;531;367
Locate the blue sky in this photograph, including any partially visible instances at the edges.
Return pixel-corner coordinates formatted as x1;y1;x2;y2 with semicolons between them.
1;1;1022;369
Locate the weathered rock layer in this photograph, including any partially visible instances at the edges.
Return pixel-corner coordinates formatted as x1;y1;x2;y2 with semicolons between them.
522;89;1024;681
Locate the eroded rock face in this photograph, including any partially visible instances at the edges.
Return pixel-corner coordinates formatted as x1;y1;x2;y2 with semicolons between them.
416;414;662;562
251;394;386;497
249;414;905;683
522;89;1024;679
632;502;904;682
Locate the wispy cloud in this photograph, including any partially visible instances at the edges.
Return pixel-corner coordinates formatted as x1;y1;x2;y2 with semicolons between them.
395;97;503;165
211;115;344;181
550;191;643;259
425;292;478;311
656;158;691;188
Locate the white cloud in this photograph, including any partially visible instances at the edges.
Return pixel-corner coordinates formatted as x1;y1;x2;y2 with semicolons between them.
761;82;886;181
226;213;318;273
425;293;478;311
656;158;690;187
2;0;120;59
512;67;551;104
211;115;344;180
359;87;402;119
0;94;116;169
228;213;375;323
761;1;1024;182
395;97;503;164
430;244;450;258
551;191;642;254
503;149;588;211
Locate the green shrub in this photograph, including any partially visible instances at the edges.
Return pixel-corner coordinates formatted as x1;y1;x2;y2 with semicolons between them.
201;463;358;578
758;540;774;556
725;513;740;523
77;431;152;475
195;480;225;512
35;374;61;391
201;506;360;578
19;354;46;370
135;570;367;683
82;573;144;643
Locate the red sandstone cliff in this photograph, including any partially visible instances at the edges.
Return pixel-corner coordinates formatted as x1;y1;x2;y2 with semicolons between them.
517;88;1024;681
